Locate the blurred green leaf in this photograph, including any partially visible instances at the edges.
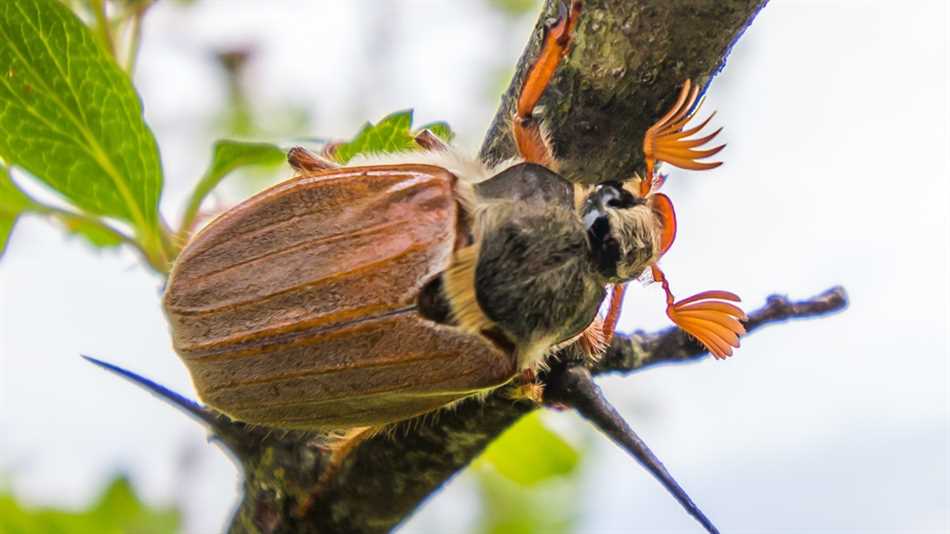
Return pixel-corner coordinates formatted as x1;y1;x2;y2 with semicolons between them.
0;0;165;252
472;414;583;534
473;469;579;534
53;211;124;247
215;48;255;136
477;412;580;486
0;164;35;258
487;0;539;17
179;140;284;233
0;475;180;534
0;163;37;213
0;215;15;257
415;121;455;143
333;110;419;163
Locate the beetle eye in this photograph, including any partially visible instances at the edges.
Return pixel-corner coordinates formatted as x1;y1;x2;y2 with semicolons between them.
595;181;640;209
606;188;638;209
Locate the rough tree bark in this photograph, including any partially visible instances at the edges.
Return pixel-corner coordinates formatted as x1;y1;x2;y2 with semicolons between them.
124;1;850;532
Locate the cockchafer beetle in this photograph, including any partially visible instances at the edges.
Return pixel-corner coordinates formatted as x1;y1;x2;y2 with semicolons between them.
162;1;746;432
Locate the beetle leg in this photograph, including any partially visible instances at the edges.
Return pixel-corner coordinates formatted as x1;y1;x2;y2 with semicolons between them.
288;146;339;173
640;80;725;196
414;129;450;151
601;283;626;343
511;0;581;168
506;367;545;403
576;315;607;360
650;264;746;359
574;284;624;362
566;282;629;364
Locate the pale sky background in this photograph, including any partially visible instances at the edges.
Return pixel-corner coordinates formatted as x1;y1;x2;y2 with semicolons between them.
1;1;948;533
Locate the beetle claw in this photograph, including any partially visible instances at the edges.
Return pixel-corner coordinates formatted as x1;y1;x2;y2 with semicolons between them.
508;381;546;404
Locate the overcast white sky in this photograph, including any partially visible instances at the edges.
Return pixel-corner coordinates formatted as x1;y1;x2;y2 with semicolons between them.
1;1;947;533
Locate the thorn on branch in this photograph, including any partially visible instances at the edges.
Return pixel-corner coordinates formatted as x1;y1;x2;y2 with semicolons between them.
543;365;720;534
81;355;260;456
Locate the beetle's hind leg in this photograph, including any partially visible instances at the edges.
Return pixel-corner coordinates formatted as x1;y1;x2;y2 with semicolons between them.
511;1;581;169
504;368;546;403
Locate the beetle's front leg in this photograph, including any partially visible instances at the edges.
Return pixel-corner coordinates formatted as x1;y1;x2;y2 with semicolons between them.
511;0;581;169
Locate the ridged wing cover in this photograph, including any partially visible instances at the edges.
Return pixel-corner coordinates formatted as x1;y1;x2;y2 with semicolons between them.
164;165;515;429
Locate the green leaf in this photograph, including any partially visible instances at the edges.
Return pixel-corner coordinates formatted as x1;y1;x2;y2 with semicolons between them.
333;110;418;163
415;121;455;143
179;139;284;233
0;0;164;250
477;412;580;486
473;415;583;534
474;469;579;534
0;214;15;258
487;0;540;17
1;164;125;256
0;163;37;213
0;475;181;534
0;164;35;258
53;211;124;247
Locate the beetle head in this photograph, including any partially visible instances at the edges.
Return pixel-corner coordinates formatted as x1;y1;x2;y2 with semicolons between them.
582;182;662;282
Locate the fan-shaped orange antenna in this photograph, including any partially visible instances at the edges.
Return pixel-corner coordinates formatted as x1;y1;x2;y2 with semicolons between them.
602;283;626;343
650;264;747;359
641;80;725;197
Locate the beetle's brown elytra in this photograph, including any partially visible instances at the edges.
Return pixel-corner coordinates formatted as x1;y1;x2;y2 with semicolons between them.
164;166;519;429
